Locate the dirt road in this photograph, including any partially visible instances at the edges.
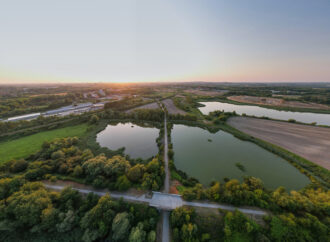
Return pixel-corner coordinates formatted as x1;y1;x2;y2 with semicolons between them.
227;116;330;170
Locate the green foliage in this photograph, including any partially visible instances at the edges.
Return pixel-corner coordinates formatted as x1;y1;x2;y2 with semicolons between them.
9;159;28;173
115;175;132;191
127;164;145;182
129;222;147;242
14;136;163;192
0;179;160;242
89;114;99;124
223;210;261;242
112;212;131;241
171;207;199;242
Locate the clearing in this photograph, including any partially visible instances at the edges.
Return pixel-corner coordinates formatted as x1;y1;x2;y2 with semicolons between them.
161;99;186;115
125;102;159;113
0;124;88;163
227;116;330;170
228;95;330;110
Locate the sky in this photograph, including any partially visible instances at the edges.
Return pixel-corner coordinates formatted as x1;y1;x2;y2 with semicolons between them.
0;0;330;84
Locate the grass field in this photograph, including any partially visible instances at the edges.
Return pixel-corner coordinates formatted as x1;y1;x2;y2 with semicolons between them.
0;124;88;163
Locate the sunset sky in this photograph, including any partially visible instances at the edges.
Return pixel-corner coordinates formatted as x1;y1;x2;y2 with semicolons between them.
1;0;330;84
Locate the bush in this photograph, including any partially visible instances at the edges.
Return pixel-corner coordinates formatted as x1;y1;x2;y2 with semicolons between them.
9;159;28;173
116;175;132;191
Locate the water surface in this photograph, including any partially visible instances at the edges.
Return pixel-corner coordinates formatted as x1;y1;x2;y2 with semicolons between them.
97;122;159;159
199;101;330;126
172;124;310;190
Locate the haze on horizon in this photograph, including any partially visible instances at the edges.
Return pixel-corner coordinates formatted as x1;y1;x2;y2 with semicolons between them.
1;0;330;84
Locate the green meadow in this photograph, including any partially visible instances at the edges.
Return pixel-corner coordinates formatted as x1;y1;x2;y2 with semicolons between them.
0;124;88;163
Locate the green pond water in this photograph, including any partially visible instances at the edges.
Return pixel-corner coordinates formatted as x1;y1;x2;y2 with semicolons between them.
96;122;159;159
172;124;310;190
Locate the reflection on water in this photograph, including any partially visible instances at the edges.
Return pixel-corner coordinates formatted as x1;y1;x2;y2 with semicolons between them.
199;102;330;126
172;124;310;190
97;122;159;159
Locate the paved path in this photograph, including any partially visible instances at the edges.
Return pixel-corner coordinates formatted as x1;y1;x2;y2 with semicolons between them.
162;113;170;242
44;183;267;216
163;114;170;193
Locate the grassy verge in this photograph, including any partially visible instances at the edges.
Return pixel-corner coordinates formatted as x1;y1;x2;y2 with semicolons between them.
0;124;88;163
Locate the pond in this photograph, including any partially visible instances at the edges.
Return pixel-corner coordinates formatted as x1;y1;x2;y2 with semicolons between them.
96;122;159;159
199;101;330;126
172;124;310;190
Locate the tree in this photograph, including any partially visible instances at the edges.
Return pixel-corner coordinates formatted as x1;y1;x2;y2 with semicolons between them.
3;182;53;228
89;115;99;124
56;210;76;233
9;159;28;173
129;222;146;242
73;165;83;177
146;158;159;173
115;175;132;191
147;230;156;242
127;164;145;182
104;156;131;178
112;212;131;241
80;195;117;242
51;150;65;160
82;155;107;177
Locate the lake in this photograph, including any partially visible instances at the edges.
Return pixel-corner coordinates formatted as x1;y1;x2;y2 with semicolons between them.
199;101;330;126
172;124;310;190
96;122;159;159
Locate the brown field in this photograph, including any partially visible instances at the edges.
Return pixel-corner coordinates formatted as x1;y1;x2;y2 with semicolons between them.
162;99;186;115
184;89;228;97
228;95;330;110
227;116;330;170
125;102;159;113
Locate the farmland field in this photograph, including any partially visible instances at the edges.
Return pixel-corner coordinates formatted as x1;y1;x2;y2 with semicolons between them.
0;124;88;163
227;116;330;170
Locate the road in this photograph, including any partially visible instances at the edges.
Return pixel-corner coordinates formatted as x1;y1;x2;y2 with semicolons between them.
44;184;266;216
162;113;170;242
163;114;170;193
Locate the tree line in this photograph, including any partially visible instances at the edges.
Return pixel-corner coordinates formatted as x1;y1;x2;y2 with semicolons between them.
0;137;165;192
0;179;159;242
172;176;329;241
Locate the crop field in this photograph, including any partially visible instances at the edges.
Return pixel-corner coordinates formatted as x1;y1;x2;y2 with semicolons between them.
228;95;330;110
227;116;330;170
0;124;88;163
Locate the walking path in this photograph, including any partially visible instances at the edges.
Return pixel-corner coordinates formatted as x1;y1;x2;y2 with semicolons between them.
162;113;170;242
44;184;266;216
